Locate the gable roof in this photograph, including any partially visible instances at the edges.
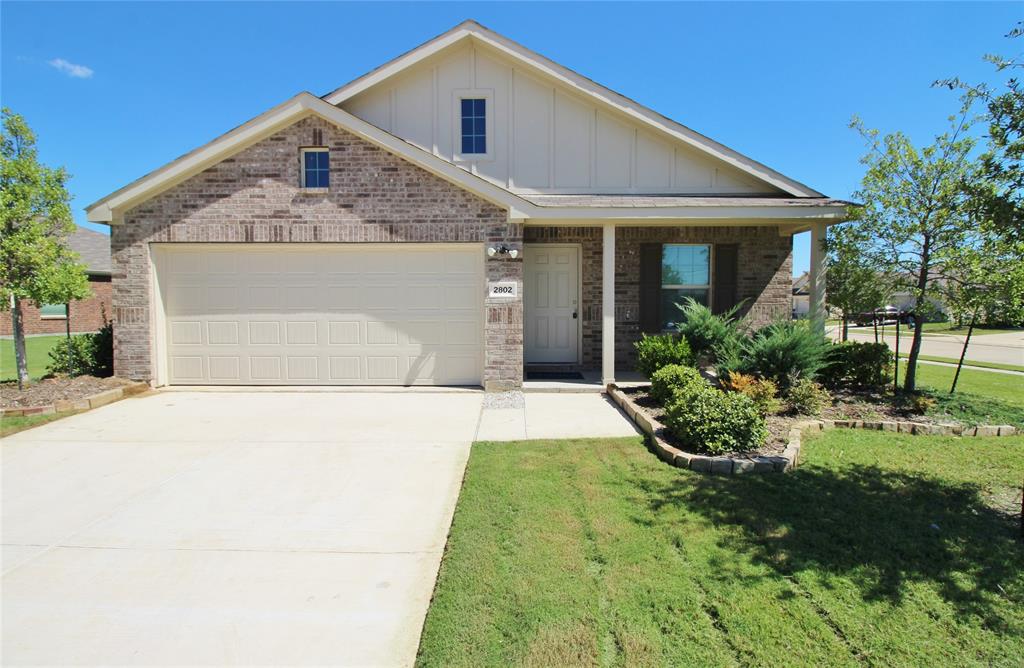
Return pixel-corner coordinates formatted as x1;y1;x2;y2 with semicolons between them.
85;92;536;223
68;226;111;275
322;20;824;199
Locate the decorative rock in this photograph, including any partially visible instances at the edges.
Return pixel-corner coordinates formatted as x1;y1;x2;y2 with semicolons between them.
880;421;898;432
833;419;851;428
710;458;733;475
898;421;916;433
765;456;789;472
689;456;712;473
87;388;123;409
998;425;1017;436
672;452;692;469
974;425;999;437
963;426;978;437
123;382;150;396
752;457;776;473
862;421;882;430
733;459;756;474
821;419;836;430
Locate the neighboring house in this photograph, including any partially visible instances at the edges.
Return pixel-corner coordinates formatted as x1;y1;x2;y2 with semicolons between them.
792;271;810;318
85;20;849;390
1;226;112;337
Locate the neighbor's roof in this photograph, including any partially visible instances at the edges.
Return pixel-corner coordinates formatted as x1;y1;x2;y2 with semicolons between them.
792;271;810;294
68;226;111;275
323;20;825;199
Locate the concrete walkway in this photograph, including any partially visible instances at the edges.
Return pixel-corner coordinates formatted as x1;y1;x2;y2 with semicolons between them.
1;388;636;666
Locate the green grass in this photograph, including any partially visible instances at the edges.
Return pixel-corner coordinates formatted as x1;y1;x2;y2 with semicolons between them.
898;353;1024;374
417;433;1024;667
0;410;80;438
0;335;63;381
918;322;1022;336
899;361;1024;409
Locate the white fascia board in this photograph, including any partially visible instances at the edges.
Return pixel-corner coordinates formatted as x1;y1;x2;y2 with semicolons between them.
86;91;534;223
524;204;851;223
323;21;823;199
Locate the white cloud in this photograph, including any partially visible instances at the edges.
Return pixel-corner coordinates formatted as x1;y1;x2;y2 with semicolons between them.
48;58;93;79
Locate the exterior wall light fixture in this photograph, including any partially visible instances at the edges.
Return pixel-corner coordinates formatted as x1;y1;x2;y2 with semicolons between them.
487;245;518;259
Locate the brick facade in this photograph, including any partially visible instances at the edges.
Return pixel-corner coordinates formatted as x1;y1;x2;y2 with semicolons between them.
0;276;112;337
524;226;792;370
112;116;522;390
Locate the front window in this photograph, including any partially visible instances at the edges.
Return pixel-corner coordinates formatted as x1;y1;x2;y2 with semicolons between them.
40;303;67;319
460;98;487;155
661;244;710;330
301;149;329;189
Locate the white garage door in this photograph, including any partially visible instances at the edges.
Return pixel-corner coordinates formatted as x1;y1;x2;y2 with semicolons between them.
153;244;484;386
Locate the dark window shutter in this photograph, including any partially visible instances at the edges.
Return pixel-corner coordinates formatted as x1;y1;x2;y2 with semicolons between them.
639;244;662;333
713;244;739;314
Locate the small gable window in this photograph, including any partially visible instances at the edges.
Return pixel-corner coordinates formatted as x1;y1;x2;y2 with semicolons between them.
301;148;330;189
460;98;487;155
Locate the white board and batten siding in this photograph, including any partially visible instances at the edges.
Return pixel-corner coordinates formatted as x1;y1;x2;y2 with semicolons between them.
152;244;485;386
340;41;781;195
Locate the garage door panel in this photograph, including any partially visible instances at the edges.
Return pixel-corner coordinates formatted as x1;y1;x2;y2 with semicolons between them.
158;244;484;386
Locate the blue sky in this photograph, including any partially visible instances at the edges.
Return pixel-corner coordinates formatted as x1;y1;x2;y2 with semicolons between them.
2;2;1018;275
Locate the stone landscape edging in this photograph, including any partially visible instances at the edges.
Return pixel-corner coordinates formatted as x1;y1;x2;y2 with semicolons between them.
607;384;1018;476
0;381;150;419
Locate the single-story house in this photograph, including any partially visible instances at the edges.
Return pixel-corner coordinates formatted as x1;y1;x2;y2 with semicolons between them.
792;271;810;318
1;226;112;337
85;20;847;390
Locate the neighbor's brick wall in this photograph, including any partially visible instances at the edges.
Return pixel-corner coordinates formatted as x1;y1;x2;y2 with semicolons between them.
113;116;522;389
524;226;792;370
0;276;112;337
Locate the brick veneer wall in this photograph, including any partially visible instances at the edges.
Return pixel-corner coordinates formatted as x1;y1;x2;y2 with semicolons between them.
0;276;112;336
523;226;792;370
112;116;522;390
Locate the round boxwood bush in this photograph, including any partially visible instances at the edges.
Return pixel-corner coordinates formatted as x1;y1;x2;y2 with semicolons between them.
649;364;706;405
634;334;694;378
663;387;768;455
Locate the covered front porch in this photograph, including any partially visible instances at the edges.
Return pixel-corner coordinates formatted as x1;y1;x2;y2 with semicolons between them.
518;217;832;388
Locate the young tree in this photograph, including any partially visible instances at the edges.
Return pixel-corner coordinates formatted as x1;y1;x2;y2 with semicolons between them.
849;108;989;392
825;221;892;341
0;108;90;389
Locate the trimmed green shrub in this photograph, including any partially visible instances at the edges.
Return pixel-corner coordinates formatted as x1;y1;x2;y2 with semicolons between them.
675;297;744;363
820;341;893;389
634;334;694;378
721;371;782;416
46;336;94;377
649;364;706;405
45;323;114;378
663;387;768;455
731;320;830;390
787;378;832;416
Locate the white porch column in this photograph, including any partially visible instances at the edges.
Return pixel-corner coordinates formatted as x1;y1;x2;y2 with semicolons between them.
602;223;616;387
808;221;827;333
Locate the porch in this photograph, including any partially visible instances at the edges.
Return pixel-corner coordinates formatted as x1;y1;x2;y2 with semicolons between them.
518;220;830;387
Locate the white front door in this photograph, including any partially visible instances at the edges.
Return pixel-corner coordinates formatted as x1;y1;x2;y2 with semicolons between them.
524;245;579;364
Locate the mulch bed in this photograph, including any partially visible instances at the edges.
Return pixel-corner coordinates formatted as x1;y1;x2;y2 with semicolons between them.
622;385;954;459
0;376;130;409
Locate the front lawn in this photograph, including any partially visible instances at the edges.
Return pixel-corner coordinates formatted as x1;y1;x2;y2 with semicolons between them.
418;433;1024;667
900;360;1024;409
0;335;63;381
918;323;1021;336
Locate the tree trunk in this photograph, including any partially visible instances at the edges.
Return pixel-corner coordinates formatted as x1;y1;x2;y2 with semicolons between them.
65;305;73;375
903;235;932;393
11;298;29;390
950;308;976;394
842;315;849;342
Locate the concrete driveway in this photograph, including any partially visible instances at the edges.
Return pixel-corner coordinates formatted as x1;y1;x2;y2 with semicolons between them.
1;389;636;666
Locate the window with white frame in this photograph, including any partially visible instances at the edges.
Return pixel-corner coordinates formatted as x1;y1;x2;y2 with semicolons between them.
660;244;711;330
300;148;330;189
39;303;67;319
460;98;487;155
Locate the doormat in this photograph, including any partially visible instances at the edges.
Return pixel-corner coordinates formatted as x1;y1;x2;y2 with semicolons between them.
526;371;585;380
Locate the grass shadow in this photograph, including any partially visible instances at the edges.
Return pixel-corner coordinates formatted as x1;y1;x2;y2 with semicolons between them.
637;456;1024;629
